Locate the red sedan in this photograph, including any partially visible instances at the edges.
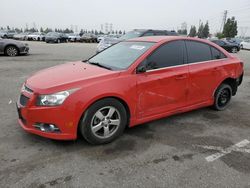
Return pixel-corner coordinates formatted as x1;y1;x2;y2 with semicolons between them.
17;36;244;144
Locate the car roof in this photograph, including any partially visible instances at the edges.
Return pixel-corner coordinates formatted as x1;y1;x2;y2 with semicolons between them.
128;36;208;43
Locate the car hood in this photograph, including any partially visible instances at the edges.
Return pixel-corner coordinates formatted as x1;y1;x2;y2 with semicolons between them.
26;61;119;94
1;38;23;45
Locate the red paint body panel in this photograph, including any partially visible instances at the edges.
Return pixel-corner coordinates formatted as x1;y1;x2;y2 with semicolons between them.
17;36;244;140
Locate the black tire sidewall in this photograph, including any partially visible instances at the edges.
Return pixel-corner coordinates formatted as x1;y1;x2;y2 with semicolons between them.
80;98;127;144
213;84;232;111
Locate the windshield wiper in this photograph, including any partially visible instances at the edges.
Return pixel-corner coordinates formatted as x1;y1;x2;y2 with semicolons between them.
88;61;112;70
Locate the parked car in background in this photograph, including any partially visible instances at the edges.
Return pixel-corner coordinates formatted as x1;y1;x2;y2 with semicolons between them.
223;38;242;46
13;32;31;40
97;35;108;43
80;33;98;43
45;32;68;43
27;32;45;41
0;30;17;39
240;40;250;50
67;33;81;42
211;40;240;53
96;29;178;53
0;30;8;38
0;37;29;56
16;36;243;144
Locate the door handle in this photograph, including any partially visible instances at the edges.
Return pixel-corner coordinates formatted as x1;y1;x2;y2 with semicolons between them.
213;67;222;71
175;74;187;80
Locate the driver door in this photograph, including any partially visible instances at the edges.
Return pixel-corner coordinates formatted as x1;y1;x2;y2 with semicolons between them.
136;40;188;118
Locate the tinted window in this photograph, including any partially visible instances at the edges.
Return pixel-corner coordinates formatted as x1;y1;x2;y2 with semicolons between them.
186;41;212;63
145;40;184;70
143;32;154;36
211;47;227;60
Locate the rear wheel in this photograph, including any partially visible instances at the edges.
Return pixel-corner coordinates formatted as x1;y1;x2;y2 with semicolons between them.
5;46;19;56
213;84;232;111
80;98;127;144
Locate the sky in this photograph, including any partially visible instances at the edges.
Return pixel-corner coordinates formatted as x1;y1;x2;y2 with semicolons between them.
1;0;250;36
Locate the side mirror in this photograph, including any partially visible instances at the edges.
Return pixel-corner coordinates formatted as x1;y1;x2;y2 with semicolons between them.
136;66;146;74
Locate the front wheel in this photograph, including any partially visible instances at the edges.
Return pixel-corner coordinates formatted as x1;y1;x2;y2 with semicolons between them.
5;46;19;56
80;98;127;144
212;84;232;111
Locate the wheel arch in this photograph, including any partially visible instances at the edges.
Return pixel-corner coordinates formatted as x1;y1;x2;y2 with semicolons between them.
77;96;131;135
217;77;238;96
4;44;19;55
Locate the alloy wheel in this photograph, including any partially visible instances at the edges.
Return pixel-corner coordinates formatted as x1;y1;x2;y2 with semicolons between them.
91;106;121;139
6;47;18;56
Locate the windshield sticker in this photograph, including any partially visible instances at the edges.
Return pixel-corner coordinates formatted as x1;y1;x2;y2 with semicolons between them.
130;45;145;50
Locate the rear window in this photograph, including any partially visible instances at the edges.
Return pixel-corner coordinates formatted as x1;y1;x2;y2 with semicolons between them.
211;47;227;60
186;41;212;63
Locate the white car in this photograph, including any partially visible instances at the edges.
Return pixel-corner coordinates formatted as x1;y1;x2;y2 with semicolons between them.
67;33;81;42
240;40;250;50
27;32;45;41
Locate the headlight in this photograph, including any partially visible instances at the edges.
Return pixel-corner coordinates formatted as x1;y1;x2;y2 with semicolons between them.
37;88;78;106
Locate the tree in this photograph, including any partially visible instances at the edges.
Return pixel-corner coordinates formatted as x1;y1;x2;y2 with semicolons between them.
178;29;187;35
223;17;238;38
203;21;210;38
6;26;10;30
188;26;197;37
40;27;44;33
197;23;204;38
215;32;224;39
44;28;52;33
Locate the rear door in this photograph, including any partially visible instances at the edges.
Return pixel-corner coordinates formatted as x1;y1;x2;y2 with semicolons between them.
185;40;226;105
136;40;188;118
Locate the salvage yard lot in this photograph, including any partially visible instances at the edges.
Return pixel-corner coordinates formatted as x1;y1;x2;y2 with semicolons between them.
0;42;250;188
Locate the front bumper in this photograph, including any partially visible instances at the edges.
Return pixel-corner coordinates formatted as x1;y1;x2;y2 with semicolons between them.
17;91;78;140
19;46;29;54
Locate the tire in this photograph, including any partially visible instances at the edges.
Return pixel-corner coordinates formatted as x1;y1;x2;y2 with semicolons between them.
37;37;40;41
5;45;19;56
231;47;238;53
212;84;232;111
80;98;127;145
240;45;243;50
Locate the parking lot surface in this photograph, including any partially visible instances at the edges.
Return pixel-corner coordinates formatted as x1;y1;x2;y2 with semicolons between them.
0;42;250;188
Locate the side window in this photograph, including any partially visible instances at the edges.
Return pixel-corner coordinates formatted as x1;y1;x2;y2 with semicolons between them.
145;40;184;70
211;47;227;60
143;32;154;36
186;41;212;63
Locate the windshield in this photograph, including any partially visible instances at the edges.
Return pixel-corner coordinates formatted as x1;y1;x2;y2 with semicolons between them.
88;41;154;70
119;31;143;40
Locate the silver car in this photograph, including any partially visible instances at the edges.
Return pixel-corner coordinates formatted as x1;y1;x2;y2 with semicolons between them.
0;37;29;56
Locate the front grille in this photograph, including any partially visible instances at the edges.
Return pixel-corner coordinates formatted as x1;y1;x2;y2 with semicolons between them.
24;85;33;93
19;94;29;107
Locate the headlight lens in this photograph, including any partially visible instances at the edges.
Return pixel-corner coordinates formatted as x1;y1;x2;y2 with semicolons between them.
37;88;78;106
